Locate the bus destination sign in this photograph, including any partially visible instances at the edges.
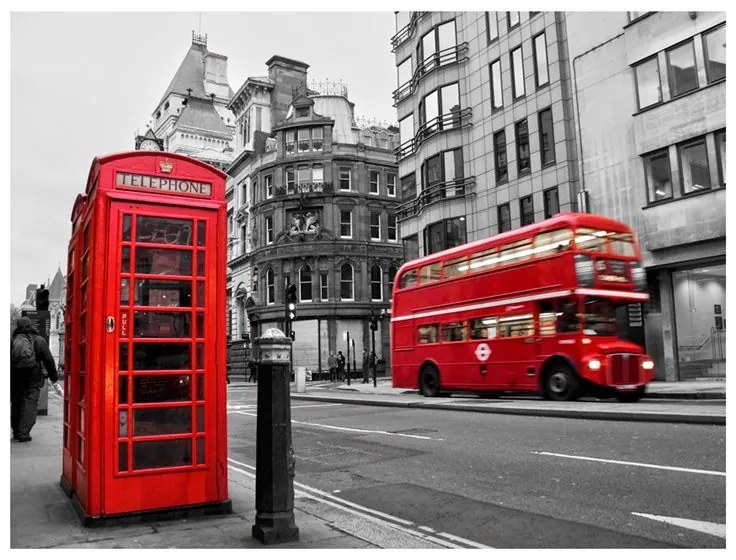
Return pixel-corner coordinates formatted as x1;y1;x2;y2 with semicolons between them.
116;172;212;197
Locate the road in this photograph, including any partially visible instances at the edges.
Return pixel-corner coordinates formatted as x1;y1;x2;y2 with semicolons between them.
226;385;726;548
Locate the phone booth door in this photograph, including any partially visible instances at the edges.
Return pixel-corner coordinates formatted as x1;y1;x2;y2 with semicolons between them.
103;202;223;515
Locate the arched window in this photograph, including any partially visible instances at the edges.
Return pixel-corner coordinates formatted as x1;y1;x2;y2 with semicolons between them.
340;263;354;301
299;265;312;302
388;266;398;300
370;265;383;301
266;268;275;304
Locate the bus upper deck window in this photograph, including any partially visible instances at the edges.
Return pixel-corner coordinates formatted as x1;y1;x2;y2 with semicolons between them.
534;229;573;257
399;269;417;289
419;262;442;284
608;232;636;257
575;228;607;252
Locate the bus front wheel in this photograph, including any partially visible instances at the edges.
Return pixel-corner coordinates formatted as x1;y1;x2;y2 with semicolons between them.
544;365;580;401
419;365;441;397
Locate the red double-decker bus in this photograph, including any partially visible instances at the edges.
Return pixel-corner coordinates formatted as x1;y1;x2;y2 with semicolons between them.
390;213;655;402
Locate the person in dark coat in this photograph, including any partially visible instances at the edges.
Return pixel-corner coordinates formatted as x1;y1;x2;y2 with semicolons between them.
361;349;371;384
336;351;346;381
10;317;62;442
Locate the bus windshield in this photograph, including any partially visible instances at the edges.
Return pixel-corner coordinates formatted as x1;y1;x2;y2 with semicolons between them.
575;228;636;257
582;297;623;335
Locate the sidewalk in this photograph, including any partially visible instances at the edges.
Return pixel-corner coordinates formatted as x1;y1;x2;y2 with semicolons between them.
9;394;391;549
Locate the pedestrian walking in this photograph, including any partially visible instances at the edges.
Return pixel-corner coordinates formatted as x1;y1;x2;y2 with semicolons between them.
247;359;258;383
10;317;62;443
328;352;337;382
361;349;370;384
336;351;346;381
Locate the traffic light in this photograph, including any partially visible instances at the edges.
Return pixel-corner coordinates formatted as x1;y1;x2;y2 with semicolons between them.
35;285;50;311
369;315;378;331
290;330;296;341
285;283;298;321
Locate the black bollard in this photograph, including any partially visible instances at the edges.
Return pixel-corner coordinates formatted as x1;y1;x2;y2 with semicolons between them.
252;328;299;545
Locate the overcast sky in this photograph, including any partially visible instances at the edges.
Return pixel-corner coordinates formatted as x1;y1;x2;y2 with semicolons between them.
9;7;401;305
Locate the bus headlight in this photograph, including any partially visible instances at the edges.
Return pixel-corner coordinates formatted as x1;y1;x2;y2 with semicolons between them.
641;359;654;370
588;358;602;371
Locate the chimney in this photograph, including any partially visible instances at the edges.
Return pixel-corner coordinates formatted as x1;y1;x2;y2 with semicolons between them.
266;55;310;126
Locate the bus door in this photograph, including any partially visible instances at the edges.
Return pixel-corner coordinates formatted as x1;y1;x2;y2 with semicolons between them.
486;304;538;389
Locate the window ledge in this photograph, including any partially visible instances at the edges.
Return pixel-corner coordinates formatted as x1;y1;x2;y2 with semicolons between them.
632;80;725;117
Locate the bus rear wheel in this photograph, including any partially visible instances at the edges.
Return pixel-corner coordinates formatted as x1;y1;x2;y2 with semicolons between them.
419;365;441;397
544;365;580;401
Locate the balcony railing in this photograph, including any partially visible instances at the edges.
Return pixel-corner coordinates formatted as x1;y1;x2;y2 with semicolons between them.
273;182;334;198
394;107;472;162
390;12;429;51
392;42;469;105
396;176;476;221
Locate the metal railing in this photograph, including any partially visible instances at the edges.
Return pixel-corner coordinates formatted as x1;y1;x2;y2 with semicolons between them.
390;12;429;51
394;107;472;161
396;176;475;221
392;43;469;105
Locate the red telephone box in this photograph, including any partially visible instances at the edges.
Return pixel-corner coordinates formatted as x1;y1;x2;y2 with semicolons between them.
61;152;231;524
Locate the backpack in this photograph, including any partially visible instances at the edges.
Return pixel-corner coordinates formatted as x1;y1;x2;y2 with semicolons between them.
11;333;37;369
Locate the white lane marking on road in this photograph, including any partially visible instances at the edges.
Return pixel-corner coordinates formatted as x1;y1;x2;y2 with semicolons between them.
290;403;345;409
632;512;726;539
227;458;488;548
231;411;441;440
531;451;725;477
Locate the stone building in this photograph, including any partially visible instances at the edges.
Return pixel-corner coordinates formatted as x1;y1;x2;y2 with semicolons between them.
226;56;401;377
391;11;726;381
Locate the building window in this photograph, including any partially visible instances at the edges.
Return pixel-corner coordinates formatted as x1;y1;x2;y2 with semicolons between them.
679;137;711;195
298;129;310;153
494;129;508;184
533;32;549;88
241;181;248;207
520;195;534;226
703;24;726;84
634;56;661;110
715;130;726;185
538;108;555;167
340;209;352;238
486;12;498;43
370;211;381;240
369;171;380;194
339;167;351;191
399;114;414;152
543;187;559;218
387;173;397;197
312;127;324;151
511;46;525;99
420;82;461;136
313;163;324;185
265;215;273;244
421;148;464;198
667;40;698;98
515;119;531;176
296;107;309;118
320;271;328;301
418;19;457;74
340;263;354;301
299;265;312;302
403;234;419;260
297;165;310;186
397;57;412;90
644;149;673;202
265;175;273;199
401;172;417;201
490;59;503;112
388;214;398;241
285;130;296;154
498;203;511;233
371;265;383;301
388;266;398;299
507;11;520;30
266;268;275;305
425;217;467;255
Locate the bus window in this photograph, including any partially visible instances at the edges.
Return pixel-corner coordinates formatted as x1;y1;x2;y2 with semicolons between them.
498;238;534;266
442;321;467;342
498;314;534;337
399;269;417;289
557;299;579;333
575;228;607;253
538;300;556;335
468;248;497;272
418;324;439;344
534;229;573;257
608;232;636;257
419;262;442;284
444;256;468;278
470;317;497;339
582;297;619;335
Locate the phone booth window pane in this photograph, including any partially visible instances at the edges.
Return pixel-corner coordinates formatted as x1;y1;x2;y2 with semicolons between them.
196;312;204;337
119;343;129;371
197;250;205;277
77;437;84;463
133;375;192;403
133;440;192;470
136;248;192;276
133;311;191;338
119;376;128;404
197;221;206;246
135;280;192;307
196;343;204;369
119;443;128;472
196;438;205;464
196;281;205;307
133;343;191;370
133;407;192;436
118;278;128;305
196;374;205;400
122;215;132;241
121;246;130;274
136;216;193;245
119;410;128;436
196;405;205;432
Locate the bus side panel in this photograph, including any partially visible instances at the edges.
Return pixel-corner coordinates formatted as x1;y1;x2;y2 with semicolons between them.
391;321;417;389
